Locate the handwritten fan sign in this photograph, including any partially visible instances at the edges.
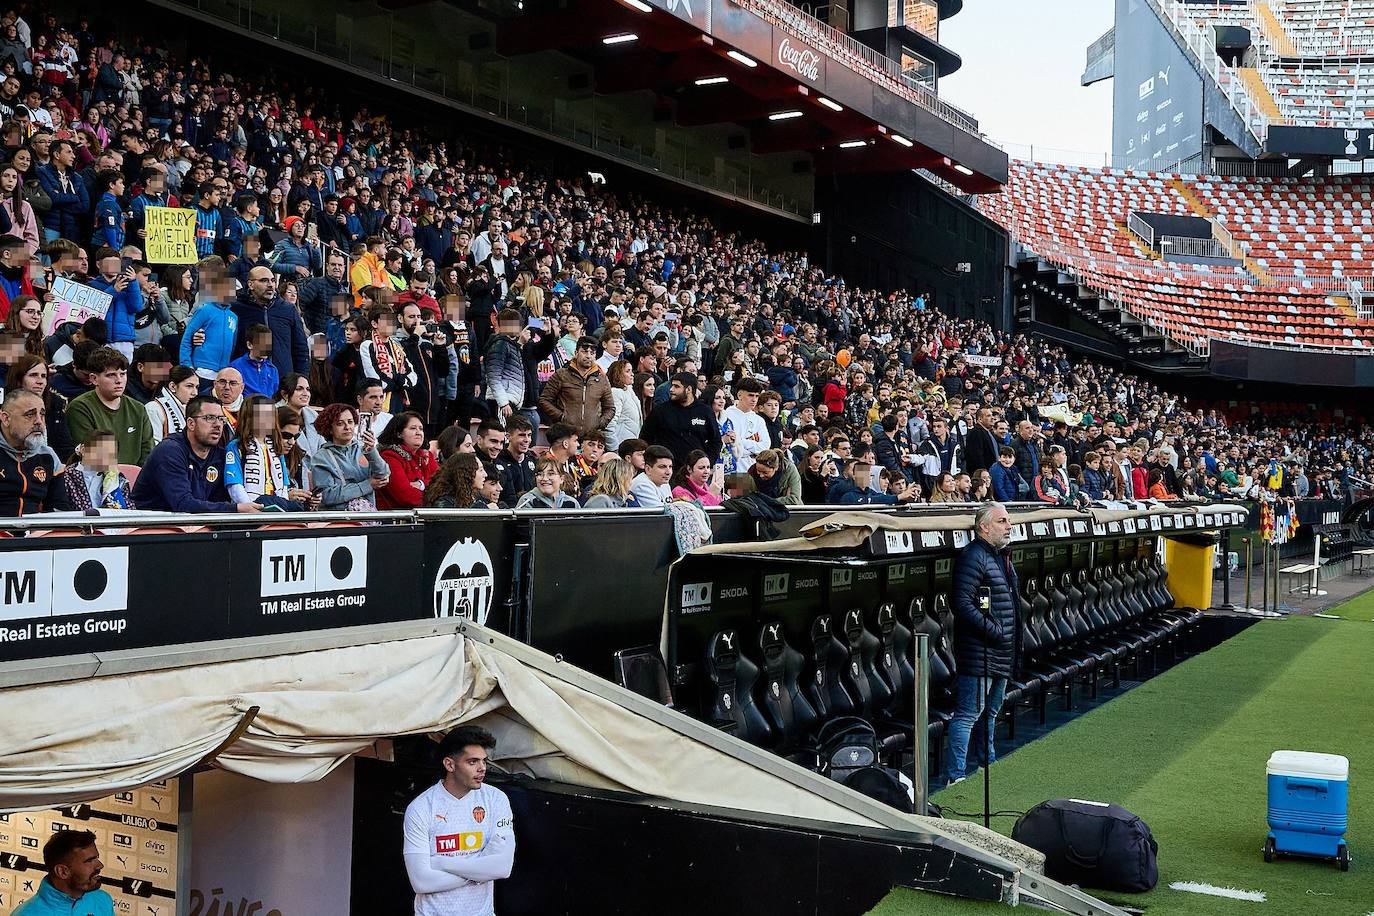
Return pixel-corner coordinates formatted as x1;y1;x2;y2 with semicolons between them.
145;206;198;264
43;276;112;334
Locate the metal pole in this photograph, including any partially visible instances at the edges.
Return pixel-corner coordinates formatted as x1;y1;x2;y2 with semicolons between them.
1243;537;1253;611
1272;545;1281;610
913;633;930;818
1260;540;1269;612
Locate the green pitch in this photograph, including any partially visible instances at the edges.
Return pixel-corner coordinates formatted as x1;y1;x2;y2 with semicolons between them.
870;611;1373;915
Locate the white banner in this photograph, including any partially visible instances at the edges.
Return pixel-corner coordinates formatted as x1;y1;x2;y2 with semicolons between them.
962;353;1003;368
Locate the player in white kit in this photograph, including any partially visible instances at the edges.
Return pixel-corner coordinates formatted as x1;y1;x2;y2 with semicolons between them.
403;725;516;916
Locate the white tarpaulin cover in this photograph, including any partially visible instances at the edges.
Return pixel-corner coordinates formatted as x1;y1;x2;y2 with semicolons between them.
0;633;889;826
0;630;1039;869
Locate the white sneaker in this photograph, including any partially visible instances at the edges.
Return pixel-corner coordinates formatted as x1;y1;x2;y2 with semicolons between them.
949;775;967;786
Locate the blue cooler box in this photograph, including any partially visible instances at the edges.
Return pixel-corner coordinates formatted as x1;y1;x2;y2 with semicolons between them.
1266;750;1350;870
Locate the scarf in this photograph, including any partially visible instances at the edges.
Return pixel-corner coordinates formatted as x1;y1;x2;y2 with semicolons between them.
152;390;187;438
98;468;129;509
241;438;286;496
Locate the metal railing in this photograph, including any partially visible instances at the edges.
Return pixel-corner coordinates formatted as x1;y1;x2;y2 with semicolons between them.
1149;0;1270;144
735;0;986;137
1353;279;1372;319
1212;220;1241;256
1160;235;1230;259
1126;212;1156;250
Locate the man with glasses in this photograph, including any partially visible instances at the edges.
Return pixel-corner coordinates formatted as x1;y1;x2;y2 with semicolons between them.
131;395;261;513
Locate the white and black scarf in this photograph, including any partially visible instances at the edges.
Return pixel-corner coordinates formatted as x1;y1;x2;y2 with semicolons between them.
152;390;187;438
241;438;287;496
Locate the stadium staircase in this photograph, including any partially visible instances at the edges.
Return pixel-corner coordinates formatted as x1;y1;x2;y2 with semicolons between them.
1165;177;1276;283
1239;66;1286;124
1256;0;1302;57
1015;255;1209;373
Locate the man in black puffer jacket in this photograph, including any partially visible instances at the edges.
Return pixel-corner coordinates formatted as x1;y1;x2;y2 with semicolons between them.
946;501;1018;783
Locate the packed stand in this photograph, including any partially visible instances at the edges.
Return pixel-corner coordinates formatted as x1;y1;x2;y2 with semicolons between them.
0;12;1364;519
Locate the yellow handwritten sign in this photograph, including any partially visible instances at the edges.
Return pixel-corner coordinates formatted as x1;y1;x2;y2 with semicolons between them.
145;207;199;264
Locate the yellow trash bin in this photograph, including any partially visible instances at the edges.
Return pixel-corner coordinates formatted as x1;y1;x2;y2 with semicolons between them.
1165;537;1215;610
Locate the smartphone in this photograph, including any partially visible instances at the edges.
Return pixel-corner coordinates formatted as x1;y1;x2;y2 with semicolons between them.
120;256;135;274
357;411;373;432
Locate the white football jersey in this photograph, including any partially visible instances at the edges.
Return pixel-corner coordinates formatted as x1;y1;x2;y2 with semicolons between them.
403;780;515;916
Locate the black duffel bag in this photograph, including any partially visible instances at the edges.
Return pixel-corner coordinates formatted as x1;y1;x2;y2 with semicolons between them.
1012;799;1159;892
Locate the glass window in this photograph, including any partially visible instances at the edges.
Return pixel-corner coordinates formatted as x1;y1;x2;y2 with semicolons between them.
900;48;936;88
902;0;939;39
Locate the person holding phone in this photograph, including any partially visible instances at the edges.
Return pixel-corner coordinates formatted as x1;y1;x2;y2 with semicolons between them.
946;502;1018;785
89;246;142;359
271;215;322;279
307;401;389;511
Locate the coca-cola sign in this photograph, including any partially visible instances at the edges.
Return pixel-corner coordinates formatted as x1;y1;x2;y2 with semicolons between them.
777;37;822;83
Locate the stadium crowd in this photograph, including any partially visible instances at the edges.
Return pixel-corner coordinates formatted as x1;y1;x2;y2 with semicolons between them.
0;11;1366;517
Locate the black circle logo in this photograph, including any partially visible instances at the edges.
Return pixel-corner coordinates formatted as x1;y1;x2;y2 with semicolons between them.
330;546;353;581
73;560;107;602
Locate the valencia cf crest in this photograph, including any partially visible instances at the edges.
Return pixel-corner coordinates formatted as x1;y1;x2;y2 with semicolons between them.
31;466;46;482
472;806;486;823
206;466;219;482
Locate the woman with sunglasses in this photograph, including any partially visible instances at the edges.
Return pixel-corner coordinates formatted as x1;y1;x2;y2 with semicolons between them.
275;405;313;493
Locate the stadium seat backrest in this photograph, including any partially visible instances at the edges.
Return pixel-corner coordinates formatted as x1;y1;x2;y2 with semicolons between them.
838;608;884;718
756;622;793;741
1154;555;1177;609
907;597;952;687
1078;568;1106;632
932;594;959;679
1028;579;1057;651
868;602;908;712
1062;572;1090;639
1016;582;1041;654
805;615;856;722
703;630;771;745
1045;575;1075;643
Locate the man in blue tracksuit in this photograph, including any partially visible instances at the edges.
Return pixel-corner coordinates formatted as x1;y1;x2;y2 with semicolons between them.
89;248;143;359
946;501;1019;783
13;830;114;916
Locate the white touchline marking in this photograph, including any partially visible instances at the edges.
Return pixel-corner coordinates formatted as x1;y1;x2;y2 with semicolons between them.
1168;881;1267;902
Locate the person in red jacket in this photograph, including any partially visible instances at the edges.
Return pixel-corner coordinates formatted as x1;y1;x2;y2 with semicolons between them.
375;410;437;508
820;366;847;417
